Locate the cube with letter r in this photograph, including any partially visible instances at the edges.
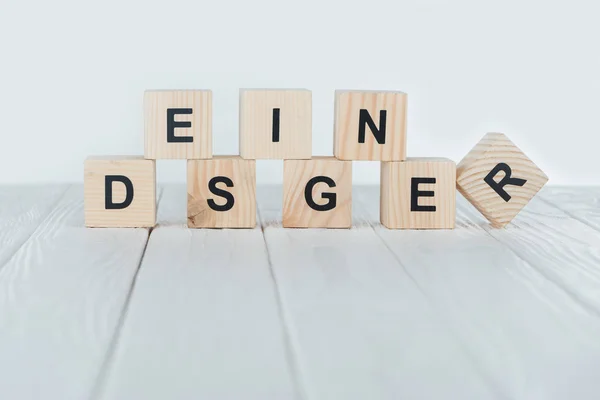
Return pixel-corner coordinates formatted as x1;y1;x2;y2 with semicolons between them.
456;132;548;228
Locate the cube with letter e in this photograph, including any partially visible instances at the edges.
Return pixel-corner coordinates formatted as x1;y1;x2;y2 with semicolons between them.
380;158;456;229
144;90;212;159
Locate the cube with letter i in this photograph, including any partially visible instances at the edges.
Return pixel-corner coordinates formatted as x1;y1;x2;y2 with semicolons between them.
144;90;212;159
456;132;548;228
84;156;156;227
239;89;312;159
380;158;456;229
334;90;407;161
283;157;352;228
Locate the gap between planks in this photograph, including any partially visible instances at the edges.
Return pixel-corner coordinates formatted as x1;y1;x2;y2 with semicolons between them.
89;187;165;400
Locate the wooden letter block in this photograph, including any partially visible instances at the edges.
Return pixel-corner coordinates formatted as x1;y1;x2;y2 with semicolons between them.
239;89;312;159
84;156;156;227
381;158;456;229
187;156;256;228
283;157;352;228
334;90;407;161
144;90;212;159
457;132;548;228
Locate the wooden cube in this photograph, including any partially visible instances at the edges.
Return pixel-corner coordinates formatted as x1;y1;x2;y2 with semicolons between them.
457;132;548;228
144;90;212;159
187;156;256;228
381;158;456;229
283;157;352;228
334;90;407;161
239;89;312;159
84;156;156;227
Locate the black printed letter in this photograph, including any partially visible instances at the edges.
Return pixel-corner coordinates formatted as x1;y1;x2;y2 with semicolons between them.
304;176;336;211
167;108;193;143
207;176;235;211
358;109;386;144
483;163;527;202
105;175;134;209
411;177;436;212
272;108;280;142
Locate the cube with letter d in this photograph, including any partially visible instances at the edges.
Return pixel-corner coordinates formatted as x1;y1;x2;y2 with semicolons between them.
84;156;156;227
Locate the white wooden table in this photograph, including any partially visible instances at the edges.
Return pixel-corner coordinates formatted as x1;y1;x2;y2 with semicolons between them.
1;185;599;400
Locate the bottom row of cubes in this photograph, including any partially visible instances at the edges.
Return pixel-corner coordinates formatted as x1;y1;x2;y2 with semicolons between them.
84;156;456;230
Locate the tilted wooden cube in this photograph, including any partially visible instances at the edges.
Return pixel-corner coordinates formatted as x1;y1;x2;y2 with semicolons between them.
457;132;548;228
187;156;256;228
283;157;352;228
84;156;156;227
144;90;212;159
240;89;312;159
381;158;456;229
334;90;407;161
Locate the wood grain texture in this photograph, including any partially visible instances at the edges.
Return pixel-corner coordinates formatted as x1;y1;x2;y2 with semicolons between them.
239;89;311;159
334;90;407;161
540;186;600;231
456;132;548;228
283;157;351;228
357;186;600;400
84;156;156;227
187;156;256;228
458;191;600;318
0;185;68;267
380;157;456;229
259;185;497;399
3;185;600;400
144;90;212;159
0;185;153;400
96;185;297;400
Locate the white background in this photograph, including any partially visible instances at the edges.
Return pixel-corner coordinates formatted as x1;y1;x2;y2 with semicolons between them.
0;0;598;185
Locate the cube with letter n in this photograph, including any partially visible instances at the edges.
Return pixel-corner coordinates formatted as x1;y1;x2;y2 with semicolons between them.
334;90;407;161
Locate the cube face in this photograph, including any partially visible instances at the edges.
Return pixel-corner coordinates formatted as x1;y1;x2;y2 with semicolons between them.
84;156;156;227
239;89;312;159
381;158;456;229
334;90;407;161
144;90;212;159
283;157;352;228
456;132;548;228
187;157;256;228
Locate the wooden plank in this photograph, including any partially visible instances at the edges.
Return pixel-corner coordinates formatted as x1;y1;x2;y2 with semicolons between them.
0;184;68;267
258;185;496;400
0;185;154;400
539;186;600;231
96;184;297;400
355;186;600;399
457;191;600;317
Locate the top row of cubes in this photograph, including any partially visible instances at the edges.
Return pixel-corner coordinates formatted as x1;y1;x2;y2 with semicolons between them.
144;89;407;161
